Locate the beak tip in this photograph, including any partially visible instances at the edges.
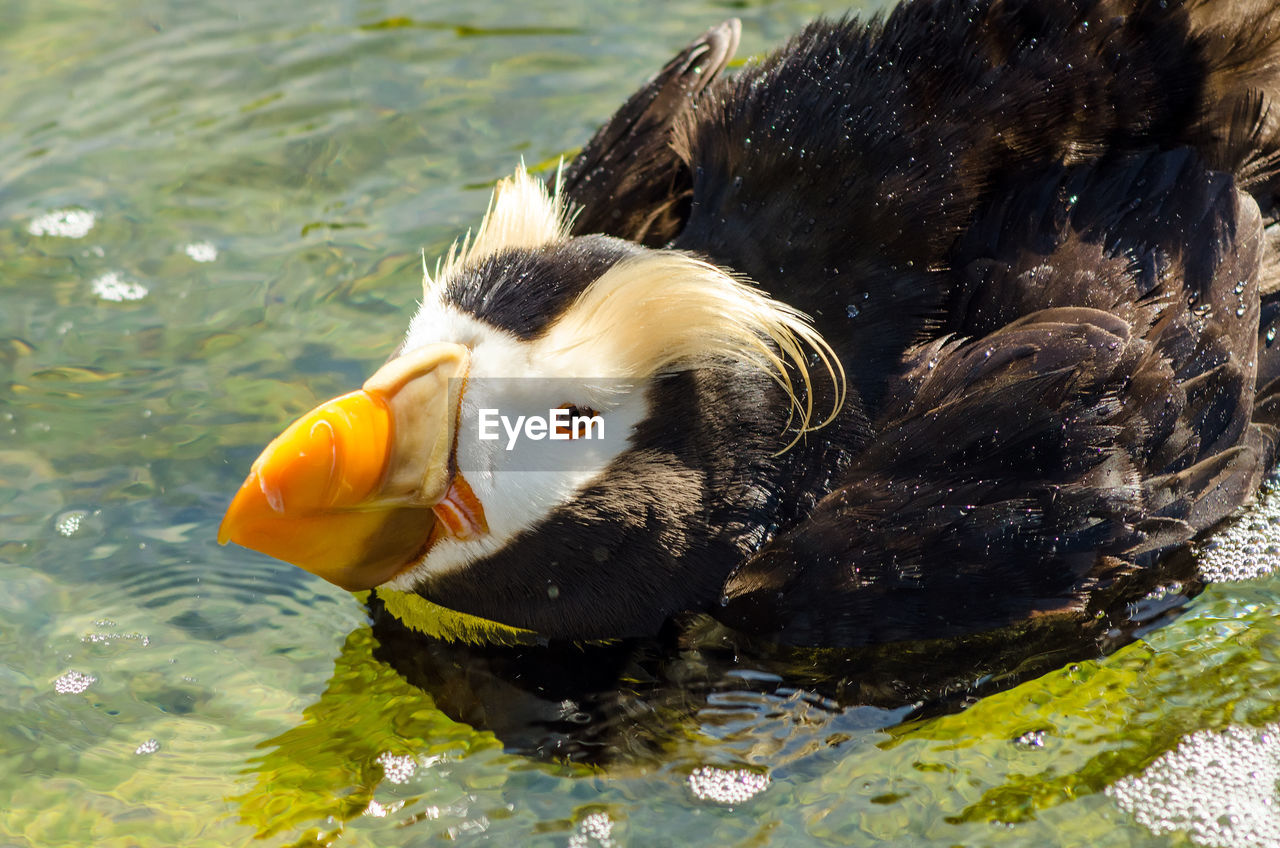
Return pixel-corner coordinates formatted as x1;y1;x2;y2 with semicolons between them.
218;478;257;547
218;506;246;547
219;347;465;587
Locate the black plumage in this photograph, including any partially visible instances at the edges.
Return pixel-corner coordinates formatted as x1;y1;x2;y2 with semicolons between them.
722;147;1274;644
411;0;1280;647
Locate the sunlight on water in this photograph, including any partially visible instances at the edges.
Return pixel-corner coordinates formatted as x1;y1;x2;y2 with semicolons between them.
5;0;1280;845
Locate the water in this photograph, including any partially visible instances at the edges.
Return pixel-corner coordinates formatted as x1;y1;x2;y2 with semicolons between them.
5;1;1280;846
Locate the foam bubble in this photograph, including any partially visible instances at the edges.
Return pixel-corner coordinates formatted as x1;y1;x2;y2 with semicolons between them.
29;209;96;238
53;670;97;694
375;751;416;784
687;765;770;805
91;271;147;302
55;509;88;537
362;799;403;818
1108;723;1280;847
568;811;615;848
1196;478;1280;582
183;241;218;263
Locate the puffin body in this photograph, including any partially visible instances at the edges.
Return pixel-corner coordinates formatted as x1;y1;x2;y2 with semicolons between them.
222;0;1280;648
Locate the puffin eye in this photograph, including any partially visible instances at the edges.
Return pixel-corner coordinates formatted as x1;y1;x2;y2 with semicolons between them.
554;403;601;439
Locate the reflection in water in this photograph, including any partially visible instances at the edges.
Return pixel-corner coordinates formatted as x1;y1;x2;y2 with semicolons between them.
237;545;1204;838
360;554;1202;763
237;477;1280;842
367;602;723;764
236;476;1280;840
234;625;510;842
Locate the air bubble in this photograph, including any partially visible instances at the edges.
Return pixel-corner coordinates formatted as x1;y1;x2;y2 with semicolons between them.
1108;723;1280;848
687;766;770;805
54;671;96;694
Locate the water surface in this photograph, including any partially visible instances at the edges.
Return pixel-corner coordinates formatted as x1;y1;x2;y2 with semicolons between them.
5;1;1280;846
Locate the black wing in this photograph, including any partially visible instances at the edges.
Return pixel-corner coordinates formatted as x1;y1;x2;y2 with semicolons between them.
557;20;739;246
719;149;1275;646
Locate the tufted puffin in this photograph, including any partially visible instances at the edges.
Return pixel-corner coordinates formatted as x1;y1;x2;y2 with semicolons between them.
221;0;1280;649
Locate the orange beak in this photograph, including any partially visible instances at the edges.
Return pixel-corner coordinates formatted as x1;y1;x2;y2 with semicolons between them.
218;342;479;591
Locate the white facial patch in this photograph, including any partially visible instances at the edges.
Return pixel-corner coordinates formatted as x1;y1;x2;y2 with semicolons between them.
385;291;650;589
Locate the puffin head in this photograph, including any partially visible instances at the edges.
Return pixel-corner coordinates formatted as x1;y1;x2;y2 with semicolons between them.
220;167;841;641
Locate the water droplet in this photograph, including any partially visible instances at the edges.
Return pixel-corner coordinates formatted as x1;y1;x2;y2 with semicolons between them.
846;304;860;318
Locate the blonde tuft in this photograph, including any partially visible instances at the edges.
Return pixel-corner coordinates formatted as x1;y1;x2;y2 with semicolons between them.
537;251;845;450
426;164;570;294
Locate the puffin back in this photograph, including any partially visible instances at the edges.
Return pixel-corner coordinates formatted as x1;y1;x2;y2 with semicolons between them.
669;0;1280;406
